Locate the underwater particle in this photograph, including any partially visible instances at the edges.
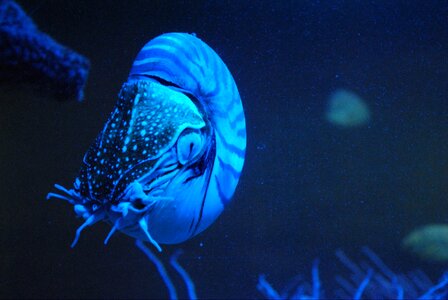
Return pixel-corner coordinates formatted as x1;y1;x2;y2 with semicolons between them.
402;224;448;263
325;89;370;127
0;0;90;101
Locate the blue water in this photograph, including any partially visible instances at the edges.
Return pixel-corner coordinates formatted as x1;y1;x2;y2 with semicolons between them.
1;1;448;298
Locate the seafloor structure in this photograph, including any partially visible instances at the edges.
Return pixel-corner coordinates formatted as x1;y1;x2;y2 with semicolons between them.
126;246;448;299
257;247;448;300
0;0;90;101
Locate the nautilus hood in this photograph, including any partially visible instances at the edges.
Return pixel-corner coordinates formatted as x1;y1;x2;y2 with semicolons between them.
77;80;207;203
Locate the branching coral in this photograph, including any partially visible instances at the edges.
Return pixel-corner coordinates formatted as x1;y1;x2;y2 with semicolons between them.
0;0;90;100
258;247;448;299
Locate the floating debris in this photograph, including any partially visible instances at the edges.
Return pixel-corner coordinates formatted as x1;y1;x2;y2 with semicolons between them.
325;89;370;128
403;224;448;263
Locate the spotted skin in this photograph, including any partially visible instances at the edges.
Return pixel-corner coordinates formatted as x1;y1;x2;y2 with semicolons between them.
47;33;246;251
79;81;205;203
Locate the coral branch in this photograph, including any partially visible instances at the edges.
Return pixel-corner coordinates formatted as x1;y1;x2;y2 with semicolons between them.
0;0;90;100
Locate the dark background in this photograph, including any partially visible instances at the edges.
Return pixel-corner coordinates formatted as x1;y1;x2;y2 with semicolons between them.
1;0;448;298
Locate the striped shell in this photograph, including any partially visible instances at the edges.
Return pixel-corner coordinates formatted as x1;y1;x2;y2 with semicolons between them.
48;33;246;250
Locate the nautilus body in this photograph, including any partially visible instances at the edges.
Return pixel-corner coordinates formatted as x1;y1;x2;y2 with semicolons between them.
48;33;246;251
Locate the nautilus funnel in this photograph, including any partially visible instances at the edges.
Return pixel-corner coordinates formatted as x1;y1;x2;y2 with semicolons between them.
48;32;246;250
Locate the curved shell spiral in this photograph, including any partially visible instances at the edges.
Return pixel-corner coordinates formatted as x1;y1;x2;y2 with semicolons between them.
128;33;246;234
48;32;246;249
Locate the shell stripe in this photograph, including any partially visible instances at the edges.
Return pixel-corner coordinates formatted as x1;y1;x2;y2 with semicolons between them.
236;128;247;138
229;110;245;129
217;156;241;181
138;46;206;80
215;129;246;158
214;174;231;205
132;56;197;86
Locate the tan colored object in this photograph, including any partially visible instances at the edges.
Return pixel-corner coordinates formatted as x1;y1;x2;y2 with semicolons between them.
326;89;370;127
402;224;448;263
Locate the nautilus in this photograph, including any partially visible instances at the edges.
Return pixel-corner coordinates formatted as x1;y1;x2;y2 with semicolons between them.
48;32;246;251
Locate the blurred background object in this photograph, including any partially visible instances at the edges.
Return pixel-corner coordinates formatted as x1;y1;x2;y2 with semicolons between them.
325;89;370;128
0;0;90;101
403;224;448;263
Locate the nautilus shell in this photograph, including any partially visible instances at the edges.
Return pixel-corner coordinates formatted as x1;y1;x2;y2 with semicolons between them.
48;33;246;251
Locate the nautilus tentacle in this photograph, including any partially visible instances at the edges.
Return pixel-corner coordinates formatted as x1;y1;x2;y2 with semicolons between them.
129;33;246;234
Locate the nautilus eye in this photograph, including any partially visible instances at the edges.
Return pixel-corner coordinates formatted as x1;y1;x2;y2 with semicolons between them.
177;129;206;165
